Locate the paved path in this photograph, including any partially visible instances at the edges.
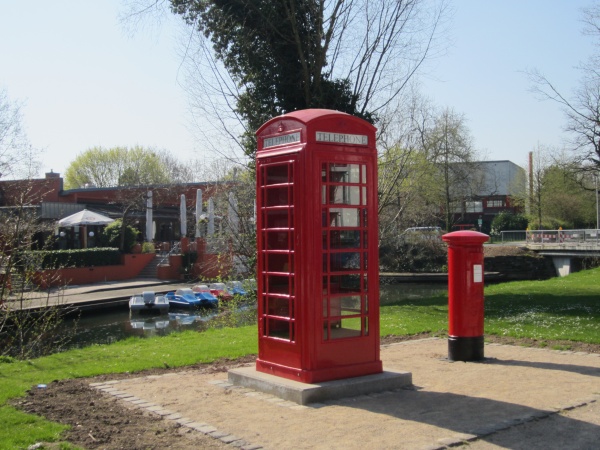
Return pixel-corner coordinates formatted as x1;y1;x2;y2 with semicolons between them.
93;338;600;450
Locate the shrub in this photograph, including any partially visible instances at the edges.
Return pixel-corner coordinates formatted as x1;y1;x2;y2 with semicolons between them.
379;239;447;273
141;242;155;253
26;248;121;269
491;211;528;233
97;220;139;252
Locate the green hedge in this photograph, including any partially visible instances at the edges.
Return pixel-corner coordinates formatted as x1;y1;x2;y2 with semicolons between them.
26;248;121;269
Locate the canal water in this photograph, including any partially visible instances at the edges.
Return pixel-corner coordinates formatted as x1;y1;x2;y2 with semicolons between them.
52;283;446;351
0;283;446;357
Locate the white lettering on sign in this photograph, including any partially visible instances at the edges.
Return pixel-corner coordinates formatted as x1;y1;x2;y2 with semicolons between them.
263;132;301;149
316;131;368;146
473;264;483;283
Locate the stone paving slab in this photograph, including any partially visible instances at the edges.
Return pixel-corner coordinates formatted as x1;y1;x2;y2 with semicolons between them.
93;339;600;450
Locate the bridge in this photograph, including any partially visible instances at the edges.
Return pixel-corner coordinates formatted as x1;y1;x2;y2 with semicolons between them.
498;229;600;276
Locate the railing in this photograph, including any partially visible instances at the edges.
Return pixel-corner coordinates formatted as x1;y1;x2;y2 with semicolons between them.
499;230;527;243
157;241;181;265
526;229;600;245
498;229;600;246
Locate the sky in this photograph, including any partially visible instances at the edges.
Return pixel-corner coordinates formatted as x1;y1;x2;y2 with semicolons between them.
0;0;597;178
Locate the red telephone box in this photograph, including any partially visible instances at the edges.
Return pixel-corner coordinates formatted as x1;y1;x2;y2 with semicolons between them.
255;109;382;383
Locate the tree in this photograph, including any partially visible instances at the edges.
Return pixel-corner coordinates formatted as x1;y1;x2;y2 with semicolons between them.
97;219;139;251
187;159;258;277
63;146;191;189
540;164;596;229
491;211;528;234
129;0;448;159
528;4;600;178
0;89;41;179
424;108;481;231
0;92;76;358
377;94;439;228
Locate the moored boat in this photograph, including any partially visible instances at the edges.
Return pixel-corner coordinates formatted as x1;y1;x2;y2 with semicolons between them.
164;288;203;309
191;284;219;307
129;291;169;314
227;280;247;296
209;282;234;301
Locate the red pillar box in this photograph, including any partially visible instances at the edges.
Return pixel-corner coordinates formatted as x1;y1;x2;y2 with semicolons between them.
442;231;490;361
255;109;382;383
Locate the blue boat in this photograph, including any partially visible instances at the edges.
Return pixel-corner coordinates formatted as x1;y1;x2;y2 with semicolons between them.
227;281;247;296
164;288;203;309
192;285;219;307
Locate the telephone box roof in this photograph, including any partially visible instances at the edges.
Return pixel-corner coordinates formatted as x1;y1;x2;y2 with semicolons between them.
256;108;376;135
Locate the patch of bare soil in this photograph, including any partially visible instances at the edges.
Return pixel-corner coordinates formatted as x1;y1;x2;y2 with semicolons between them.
12;338;599;450
12;356;255;450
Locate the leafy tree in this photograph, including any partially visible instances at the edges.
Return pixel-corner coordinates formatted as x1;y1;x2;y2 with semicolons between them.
524;144;595;230
540;165;596;229
422;108;481;231
491;211;528;234
378;146;441;244
153;0;447;158
97;220;139;252
64;146;190;189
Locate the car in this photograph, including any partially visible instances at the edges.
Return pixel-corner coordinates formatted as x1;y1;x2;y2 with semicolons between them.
402;227;443;243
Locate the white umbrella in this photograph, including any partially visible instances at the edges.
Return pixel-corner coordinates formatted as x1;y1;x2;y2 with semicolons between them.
207;198;215;235
58;209;114;249
195;189;203;238
58;209;114;226
180;194;187;237
146;191;153;242
228;192;239;234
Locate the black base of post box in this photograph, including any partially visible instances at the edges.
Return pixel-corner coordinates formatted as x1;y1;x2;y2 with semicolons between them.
448;336;484;362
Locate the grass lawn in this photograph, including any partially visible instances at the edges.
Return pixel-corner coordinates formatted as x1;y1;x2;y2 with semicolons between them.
381;266;600;344
1;267;599;448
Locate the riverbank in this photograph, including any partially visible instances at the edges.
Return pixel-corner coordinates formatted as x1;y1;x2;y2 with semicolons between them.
3;267;600;448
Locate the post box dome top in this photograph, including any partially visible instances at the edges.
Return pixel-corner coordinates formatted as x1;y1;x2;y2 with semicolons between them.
442;230;489;245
